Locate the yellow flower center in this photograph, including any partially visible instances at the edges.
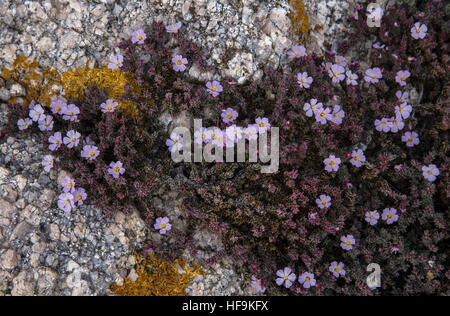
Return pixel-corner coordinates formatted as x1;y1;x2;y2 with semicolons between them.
177;60;183;66
227;113;233;119
210;86;217;92
408;137;413;142
56;106;61;111
259;122;265;128
64;199;70;205
160;223;167;229
334;267;341;273
428;170;433;175
387;213;393;219
333;72;339;77
89;151;96;157
354;155;360;161
370;74;377;79
401;76;407;81
381;121;387;127
329;161;335;166
345;241;351;246
320;112;326;117
321;200;327;205
305;277;311;282
75;195;82;201
137;35;143;41
114;166;121;173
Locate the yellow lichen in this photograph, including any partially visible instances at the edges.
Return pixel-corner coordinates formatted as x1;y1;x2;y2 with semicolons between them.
0;56;61;106
110;253;204;296
289;0;310;43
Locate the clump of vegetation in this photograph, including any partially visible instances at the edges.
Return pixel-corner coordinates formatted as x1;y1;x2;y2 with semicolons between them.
289;0;310;43
110;253;203;296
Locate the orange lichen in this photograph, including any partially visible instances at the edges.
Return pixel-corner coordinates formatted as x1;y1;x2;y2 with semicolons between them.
289;0;310;43
0;56;61;106
110;253;204;296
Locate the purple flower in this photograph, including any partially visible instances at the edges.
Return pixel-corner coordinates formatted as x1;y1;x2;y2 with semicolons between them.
62;104;80;121
166;22;182;33
275;267;296;288
255;117;271;133
396;91;409;104
382;208;399;224
244;124;259;140
154;217;172;234
345;70;358;86
365;68;383;83
221;108;238;124
172;55;188;72
108;161;125;179
422;164;440;182
41;155;54;172
48;132;62;151
131;29;147;44
299;272;316;289
29;104;45;122
72;188;87;206
50;100;66;115
373;43;385;49
296;72;313;88
330;105;345;125
401;131;419;147
340;235;356;251
225;125;243;143
303;99;323;117
58;193;75;212
287;45;306;59
38;115;54;132
316;194;331;209
395;70;410;86
335;55;348;67
210;129;225;147
388;117;404;133
250;276;266;294
100;99;119;113
395;103;412;120
350;149;366;167
61;176;76;193
375;118;390;132
166;133;184;153
329;262;346;278
108;55;123;70
411;22;427;39
206;81;223;97
17;118;32;131
328;64;346;83
315;107;332;125
365;210;380;226
324;155;341;172
63;130;81;149
81;145;100;161
194;127;212;144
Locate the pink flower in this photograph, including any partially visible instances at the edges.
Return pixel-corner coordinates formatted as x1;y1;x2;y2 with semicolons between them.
395;70;411;86
154;217;171;234
225;125;243;143
365;210;380;226
210;129;225;147
194;127;212;144
41;155;54;172
81;145;100;161
401;131;419;147
108;55;123;70
315;107;332;125
296;72;313;88
324;155;341;172
287;45;306;59
63;130;81;148
316;194;331;209
328;64;346;83
166;133;184;152
206;81;223;97
365;68;383;83
329;262;346;278
62;104;80;121
244;124;259;140
108;161;125;179
17;118;32;131
396;91;409;104
422;164;440;182
58;193;75;212
172;55;188;72
303;99;323;117
276;267;296;288
131;29;147;44
334;55;348;67
38;115;54;132
350;149;366;167
411;22;427;39
29;104;45;122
